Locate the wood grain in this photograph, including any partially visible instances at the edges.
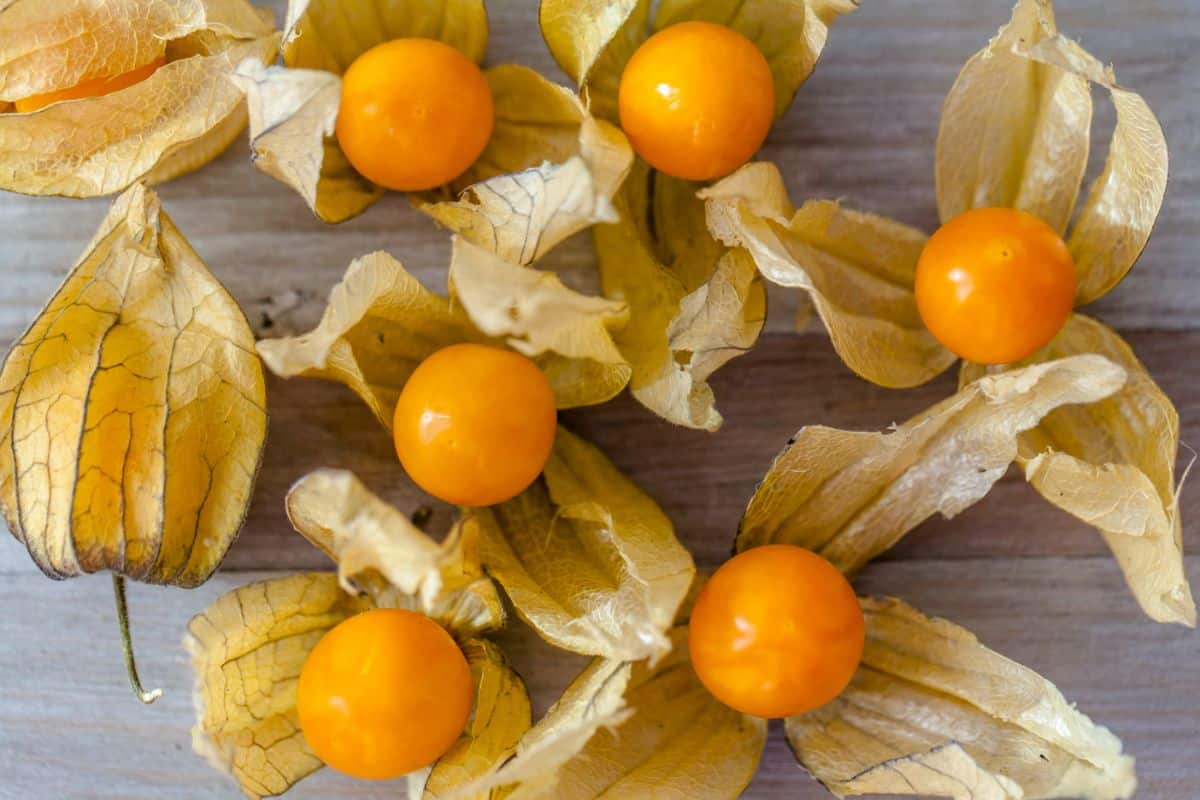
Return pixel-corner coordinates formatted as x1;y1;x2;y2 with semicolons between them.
0;0;1197;798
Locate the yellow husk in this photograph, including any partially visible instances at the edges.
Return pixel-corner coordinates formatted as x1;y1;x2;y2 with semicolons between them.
738;354;1126;573
788;597;1136;799
0;183;267;587
0;0;278;196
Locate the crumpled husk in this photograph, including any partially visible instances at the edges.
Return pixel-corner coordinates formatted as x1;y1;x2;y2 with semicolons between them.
469;427;694;663
256;244;630;428
539;0;856;121
0;183;267;587
597;162;767;430
0;0;278;196
936;0;1167;304
703;161;956;388
788;596;1137;800
739;354;1126;573
962;315;1194;626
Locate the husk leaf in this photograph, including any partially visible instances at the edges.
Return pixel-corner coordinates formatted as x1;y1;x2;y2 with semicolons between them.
788;596;1136;800
0;183;267;587
285;468;504;637
738;354;1126;573
471;427;694;663
703;161;956;388
962;314;1194;626
0;0;278;196
934;0;1092;234
185;573;371;799
597;162;766;430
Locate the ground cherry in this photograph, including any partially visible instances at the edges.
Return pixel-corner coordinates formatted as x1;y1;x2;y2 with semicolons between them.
14;56;167;113
689;545;865;718
336;38;494;191
915;207;1076;365
618;21;775;181
393;343;557;507
297;608;473;780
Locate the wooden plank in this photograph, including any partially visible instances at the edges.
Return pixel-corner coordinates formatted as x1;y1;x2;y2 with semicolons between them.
0;557;1195;799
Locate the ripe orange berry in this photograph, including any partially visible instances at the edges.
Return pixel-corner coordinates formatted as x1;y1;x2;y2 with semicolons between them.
297;609;473;780
689;545;864;718
915;207;1076;365
336;38;494;191
14;57;167;113
393;343;557;507
618;21;775;181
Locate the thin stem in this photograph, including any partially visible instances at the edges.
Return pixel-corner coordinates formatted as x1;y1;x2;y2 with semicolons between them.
111;575;163;704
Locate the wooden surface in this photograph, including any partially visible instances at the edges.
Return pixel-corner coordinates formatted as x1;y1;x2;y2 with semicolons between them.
1;1;1198;797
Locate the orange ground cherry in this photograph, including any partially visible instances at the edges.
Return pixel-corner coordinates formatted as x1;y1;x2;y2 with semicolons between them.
14;56;167;113
915;206;1077;365
618;21;775;181
392;343;557;507
689;545;865;719
336;38;494;191
297;608;473;780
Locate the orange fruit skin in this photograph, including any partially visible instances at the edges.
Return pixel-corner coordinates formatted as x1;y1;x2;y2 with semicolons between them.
688;545;865;719
915;207;1076;365
297;608;473;781
618;21;775;181
14;56;167;113
336;38;494;191
392;343;557;507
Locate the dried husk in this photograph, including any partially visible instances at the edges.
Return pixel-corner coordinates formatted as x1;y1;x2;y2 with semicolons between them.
285;468;505;636
738;354;1126;573
962;315;1194;626
539;0;855;121
470;427;694;663
256;246;629;429
0;0;278;196
936;0;1167;306
788;596;1136;799
597;162;767;430
703;162;956;388
0;183;267;587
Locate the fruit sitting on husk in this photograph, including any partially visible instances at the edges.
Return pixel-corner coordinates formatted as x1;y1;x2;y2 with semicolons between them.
618;21;775;181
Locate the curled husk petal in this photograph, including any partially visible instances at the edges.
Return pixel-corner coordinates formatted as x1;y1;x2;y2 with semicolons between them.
788;596;1136;799
738;354;1126;573
185;573;371;799
598;163;766;430
1021;34;1168;304
421;65;634;264
449;237;631;408
285;468;504;637
962;315;1194;626
934;0;1092;234
0;183;267;586
470;427;694;663
539;0;855;121
703;162;956;388
0;0;278;196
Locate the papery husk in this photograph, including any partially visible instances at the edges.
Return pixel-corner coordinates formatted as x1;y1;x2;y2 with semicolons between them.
597;162;766;430
0;0;278;196
738;354;1126;573
788;596;1136;800
421;65;634;264
185;572;371;799
539;0;855;121
285;468;504;637
962;315;1194;626
934;0;1092;235
256;248;626;429
0;183;267;587
703;162;956;388
470;427;694;663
